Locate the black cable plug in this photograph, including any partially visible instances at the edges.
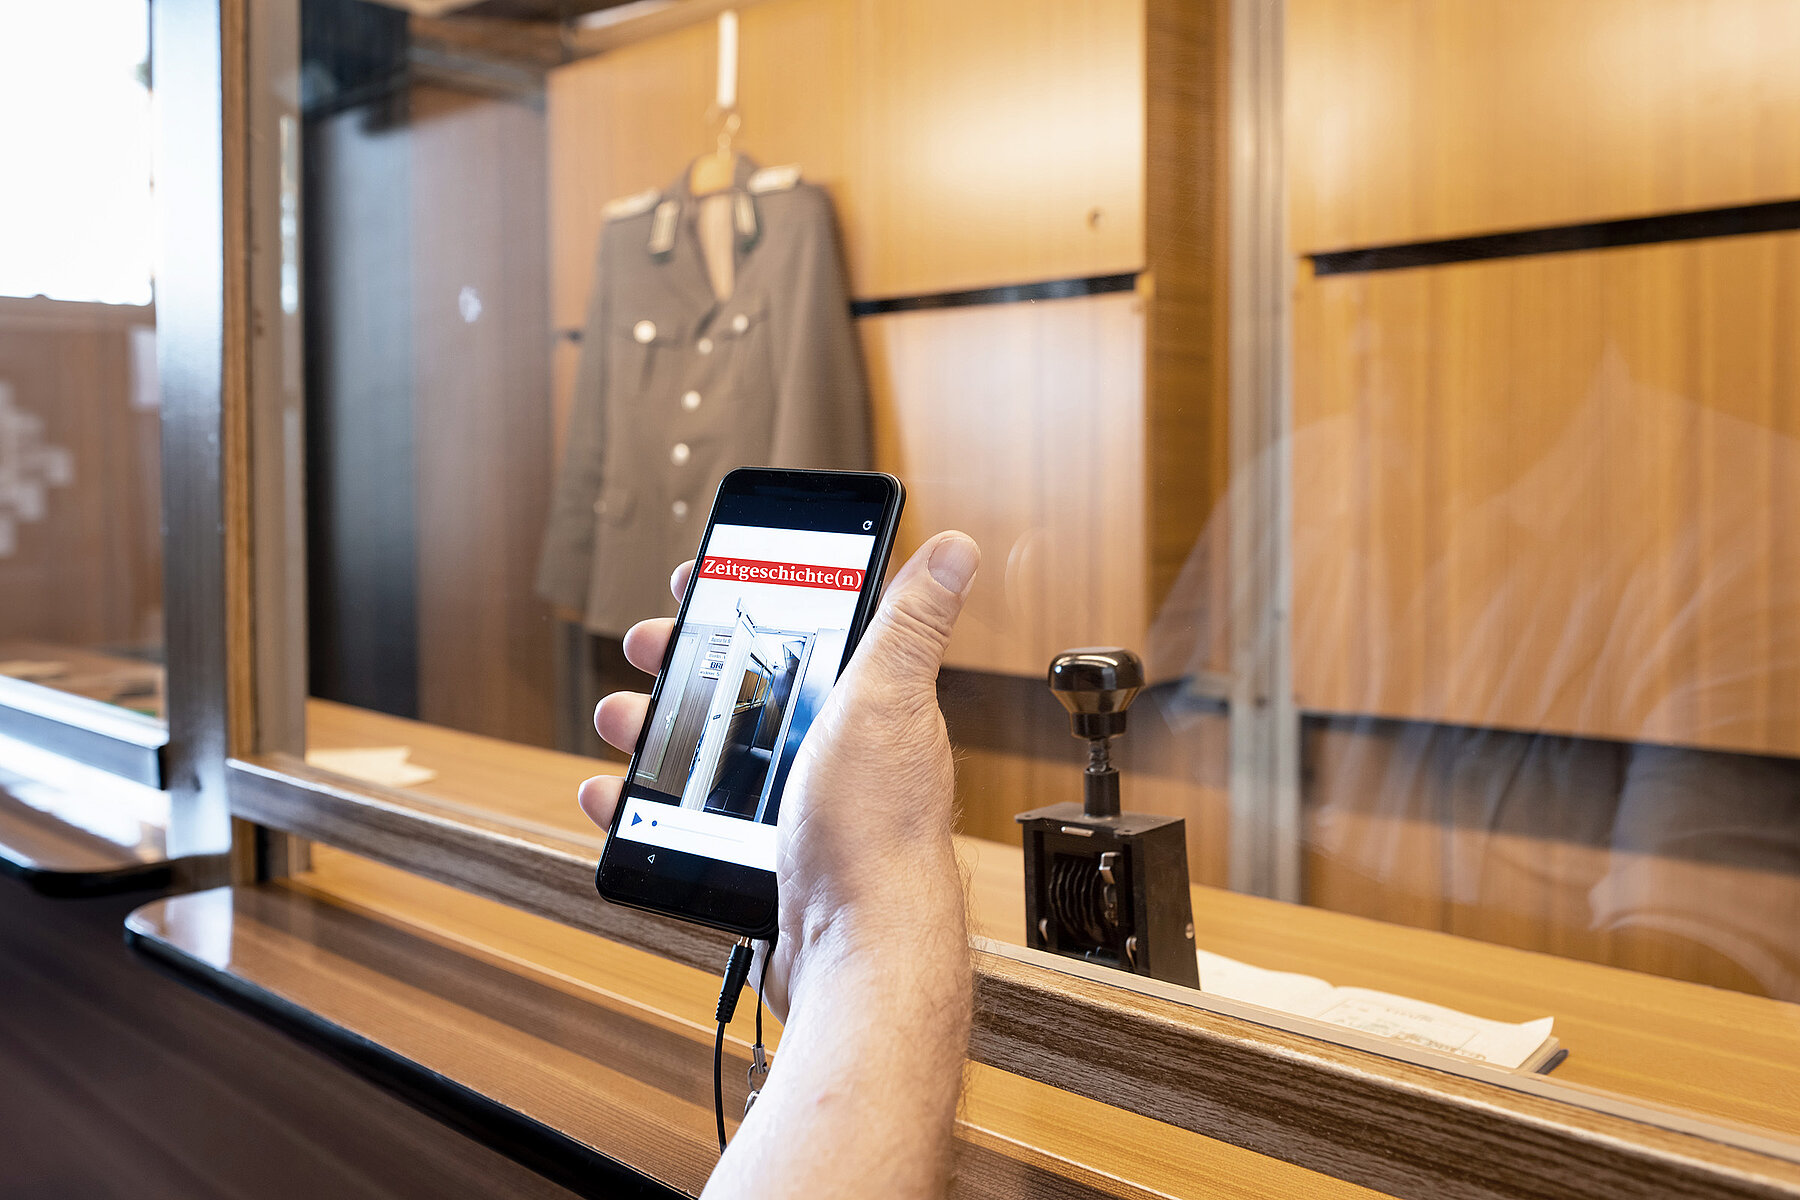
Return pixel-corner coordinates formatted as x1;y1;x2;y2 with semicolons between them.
716;938;756;1023
714;938;756;1152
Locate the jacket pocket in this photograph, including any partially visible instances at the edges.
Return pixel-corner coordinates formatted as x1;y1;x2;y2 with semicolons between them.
611;312;679;398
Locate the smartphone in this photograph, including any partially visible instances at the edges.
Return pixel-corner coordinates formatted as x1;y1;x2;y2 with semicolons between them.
594;467;906;937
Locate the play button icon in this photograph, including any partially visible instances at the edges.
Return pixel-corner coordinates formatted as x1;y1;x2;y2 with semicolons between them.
630;812;643;826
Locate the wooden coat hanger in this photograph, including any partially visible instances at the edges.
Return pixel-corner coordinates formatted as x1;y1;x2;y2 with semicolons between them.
691;110;740;197
690;10;740;197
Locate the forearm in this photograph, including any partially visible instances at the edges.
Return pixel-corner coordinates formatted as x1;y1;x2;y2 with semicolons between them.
701;890;971;1200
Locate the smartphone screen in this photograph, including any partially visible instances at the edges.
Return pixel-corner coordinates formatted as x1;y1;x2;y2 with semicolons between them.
595;468;904;937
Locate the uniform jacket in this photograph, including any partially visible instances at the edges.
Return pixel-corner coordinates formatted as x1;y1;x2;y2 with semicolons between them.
538;157;872;635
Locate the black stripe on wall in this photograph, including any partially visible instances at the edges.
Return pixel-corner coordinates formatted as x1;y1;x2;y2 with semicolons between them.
1310;198;1800;276
850;272;1138;317
554;272;1141;342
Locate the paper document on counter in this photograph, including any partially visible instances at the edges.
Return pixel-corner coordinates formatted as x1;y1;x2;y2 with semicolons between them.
1197;950;1560;1071
306;746;438;790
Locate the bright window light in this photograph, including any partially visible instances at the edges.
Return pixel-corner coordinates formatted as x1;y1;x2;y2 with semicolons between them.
0;0;154;306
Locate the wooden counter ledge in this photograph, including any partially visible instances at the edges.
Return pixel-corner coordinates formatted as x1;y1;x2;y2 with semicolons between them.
127;850;1382;1200
229;700;1800;1198
0;754;174;896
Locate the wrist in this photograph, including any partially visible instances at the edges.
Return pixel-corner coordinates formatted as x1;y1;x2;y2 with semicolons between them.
784;871;970;1016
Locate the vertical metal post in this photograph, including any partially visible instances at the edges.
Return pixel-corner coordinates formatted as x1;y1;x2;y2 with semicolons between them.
1226;0;1301;901
154;0;243;864
247;0;308;764
238;0;311;882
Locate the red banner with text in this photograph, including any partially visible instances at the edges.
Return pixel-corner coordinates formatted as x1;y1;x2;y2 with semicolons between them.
698;556;865;592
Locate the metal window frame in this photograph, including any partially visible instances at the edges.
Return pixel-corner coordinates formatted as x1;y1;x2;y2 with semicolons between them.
0;678;166;789
1225;0;1302;903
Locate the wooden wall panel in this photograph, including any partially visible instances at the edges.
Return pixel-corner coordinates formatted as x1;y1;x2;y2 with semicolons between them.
862;292;1148;677
1302;715;1800;999
543;0;1225;684
826;0;1143;298
546;0;1144;323
410;86;556;747
943;663;1230;886
0;299;161;655
1288;0;1800;252
954;723;1230;889
546;18;713;343
1291;233;1800;758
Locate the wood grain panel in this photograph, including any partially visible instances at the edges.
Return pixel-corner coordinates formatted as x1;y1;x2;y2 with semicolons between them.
546;0;1144;313
863;292;1149;676
409;85;556;748
833;0;1142;298
306;696;600;843
131;864;1385;1198
294;847;1385;1198
1288;0;1800;253
1291;234;1800;757
1301;715;1800;1001
943;666;1231;888
545;18;713;335
970;946;1800;1200
542;0;1224;688
275;704;1800;1148
0;299;161;656
954;738;1231;891
0;872;586;1200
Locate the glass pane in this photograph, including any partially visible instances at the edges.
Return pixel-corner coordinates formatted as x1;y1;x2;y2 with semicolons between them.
294;0;1225;872
1284;0;1800;1144
287;0;1800;1158
0;0;163;721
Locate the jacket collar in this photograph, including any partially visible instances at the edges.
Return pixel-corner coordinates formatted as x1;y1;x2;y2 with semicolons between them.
648;154;763;261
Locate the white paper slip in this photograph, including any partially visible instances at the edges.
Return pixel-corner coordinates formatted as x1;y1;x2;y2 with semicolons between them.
0;660;69;682
305;746;438;790
1196;949;1559;1071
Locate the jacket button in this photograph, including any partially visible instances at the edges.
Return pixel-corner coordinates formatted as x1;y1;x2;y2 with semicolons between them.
730;313;749;333
682;390;701;411
697;337;714;355
672;499;689;520
633;319;656;343
670;442;691;465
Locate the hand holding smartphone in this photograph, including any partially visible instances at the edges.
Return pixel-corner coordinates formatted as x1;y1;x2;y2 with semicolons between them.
594;467;905;937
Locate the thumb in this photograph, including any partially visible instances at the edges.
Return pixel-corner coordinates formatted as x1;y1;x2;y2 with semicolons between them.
846;531;980;695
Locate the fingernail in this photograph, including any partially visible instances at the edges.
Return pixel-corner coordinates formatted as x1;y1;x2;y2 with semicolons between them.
928;534;979;596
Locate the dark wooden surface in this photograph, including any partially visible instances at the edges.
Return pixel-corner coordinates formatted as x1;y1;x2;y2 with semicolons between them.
237;730;1800;1199
0;768;171;895
0;878;582;1200
128;878;1217;1200
971;949;1800;1200
228;753;740;972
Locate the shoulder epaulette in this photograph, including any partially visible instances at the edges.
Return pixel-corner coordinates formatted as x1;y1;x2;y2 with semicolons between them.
602;187;661;220
747;164;802;194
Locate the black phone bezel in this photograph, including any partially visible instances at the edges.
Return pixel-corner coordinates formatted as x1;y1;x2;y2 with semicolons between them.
593;467;905;939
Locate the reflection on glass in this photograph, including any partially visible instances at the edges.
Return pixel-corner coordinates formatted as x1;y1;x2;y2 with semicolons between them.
289;0;1800;1150
0;0;162;720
